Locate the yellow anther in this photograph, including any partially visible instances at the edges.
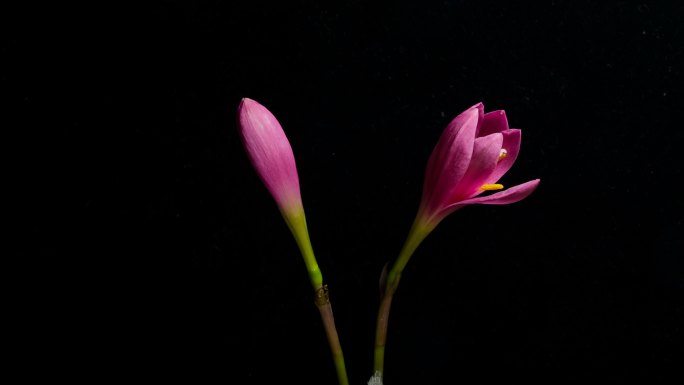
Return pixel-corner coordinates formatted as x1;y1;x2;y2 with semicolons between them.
480;183;504;191
498;148;508;161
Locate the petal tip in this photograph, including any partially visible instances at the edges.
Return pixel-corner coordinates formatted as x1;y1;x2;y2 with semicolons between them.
520;178;541;190
472;102;484;112
238;97;252;112
240;97;255;108
524;178;541;193
458;104;482;122
238;98;270;120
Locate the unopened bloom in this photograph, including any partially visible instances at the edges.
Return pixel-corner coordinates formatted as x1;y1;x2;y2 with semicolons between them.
237;97;321;288
238;97;303;215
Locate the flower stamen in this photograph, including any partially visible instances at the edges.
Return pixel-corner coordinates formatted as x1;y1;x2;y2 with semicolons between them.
498;148;508;161
480;183;504;191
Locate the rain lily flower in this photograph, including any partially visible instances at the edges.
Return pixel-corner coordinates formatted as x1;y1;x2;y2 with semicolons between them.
238;98;303;219
237;97;321;288
417;102;540;231
392;102;540;276
373;103;539;382
237;98;349;385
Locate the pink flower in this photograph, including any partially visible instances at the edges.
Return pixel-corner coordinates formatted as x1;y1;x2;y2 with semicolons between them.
384;102;540;289
237;98;303;214
237;97;322;288
417;102;540;229
377;105;540;380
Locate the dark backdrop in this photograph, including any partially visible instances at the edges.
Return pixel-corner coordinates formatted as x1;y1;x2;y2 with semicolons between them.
7;1;683;384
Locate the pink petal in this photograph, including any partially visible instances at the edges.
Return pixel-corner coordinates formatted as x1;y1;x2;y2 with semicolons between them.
442;179;540;216
478;110;509;137
449;132;503;201
486;129;521;184
473;103;485;136
420;104;480;213
238;98;302;211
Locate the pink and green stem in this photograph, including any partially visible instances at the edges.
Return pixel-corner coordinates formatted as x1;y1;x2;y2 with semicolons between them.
373;216;434;379
284;208;349;385
316;286;349;385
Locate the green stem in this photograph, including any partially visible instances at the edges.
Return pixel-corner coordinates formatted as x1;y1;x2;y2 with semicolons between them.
373;280;396;376
316;286;349;385
283;208;349;385
372;215;434;378
283;208;323;289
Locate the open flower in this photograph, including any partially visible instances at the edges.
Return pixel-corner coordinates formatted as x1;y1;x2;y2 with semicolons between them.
385;103;540;282
374;103;540;384
417;102;540;230
237;97;322;288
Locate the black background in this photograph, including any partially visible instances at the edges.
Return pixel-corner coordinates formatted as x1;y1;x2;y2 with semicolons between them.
7;1;683;383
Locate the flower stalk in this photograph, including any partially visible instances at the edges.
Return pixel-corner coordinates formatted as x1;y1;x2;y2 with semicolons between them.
316;286;349;385
373;215;433;377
